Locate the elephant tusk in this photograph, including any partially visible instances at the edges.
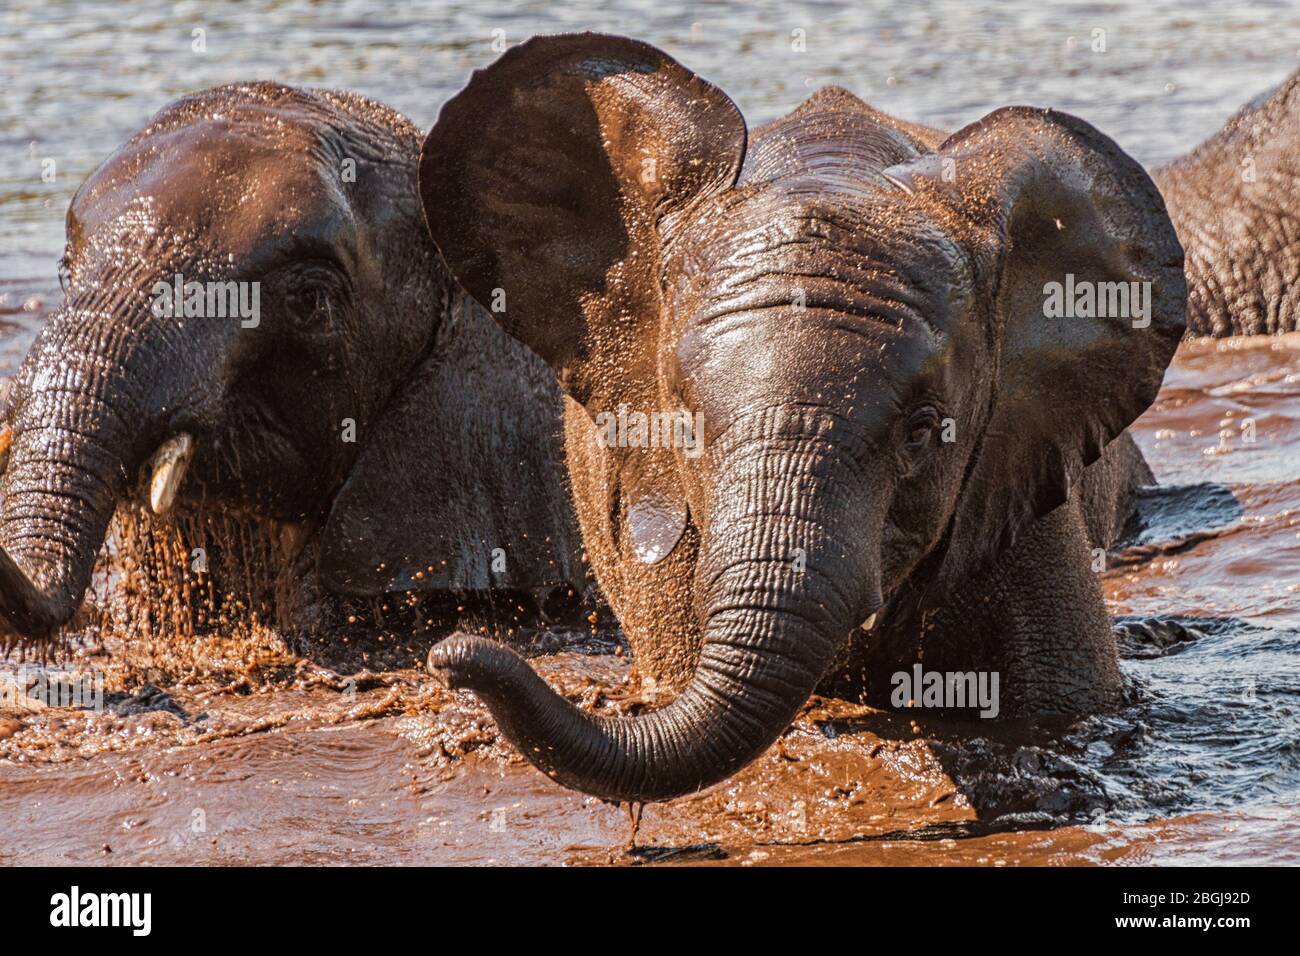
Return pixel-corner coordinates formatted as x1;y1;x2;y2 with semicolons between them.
148;433;194;515
0;426;11;473
860;612;878;632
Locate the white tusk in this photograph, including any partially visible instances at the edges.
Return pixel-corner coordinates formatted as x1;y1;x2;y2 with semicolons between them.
860;612;878;632
148;433;194;515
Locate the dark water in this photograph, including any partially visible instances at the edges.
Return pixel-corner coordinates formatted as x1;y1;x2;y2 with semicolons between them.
1;1;1298;864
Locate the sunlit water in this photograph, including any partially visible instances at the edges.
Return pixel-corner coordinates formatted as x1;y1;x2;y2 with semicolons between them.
0;1;1297;864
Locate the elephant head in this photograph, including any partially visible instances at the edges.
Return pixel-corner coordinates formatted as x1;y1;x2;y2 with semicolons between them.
0;81;581;643
420;35;1186;802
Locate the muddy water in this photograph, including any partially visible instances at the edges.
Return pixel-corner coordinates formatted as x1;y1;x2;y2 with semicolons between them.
3;2;1300;865
0;341;1295;868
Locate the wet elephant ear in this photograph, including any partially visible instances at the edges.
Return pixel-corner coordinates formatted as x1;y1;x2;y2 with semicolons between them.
418;32;746;568
883;107;1187;593
418;31;745;412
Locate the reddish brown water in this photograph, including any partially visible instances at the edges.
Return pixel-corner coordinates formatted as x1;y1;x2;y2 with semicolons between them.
1;334;1297;866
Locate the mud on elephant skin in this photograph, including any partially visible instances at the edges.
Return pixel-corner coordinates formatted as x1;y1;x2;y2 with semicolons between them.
0;82;585;651
420;34;1187;803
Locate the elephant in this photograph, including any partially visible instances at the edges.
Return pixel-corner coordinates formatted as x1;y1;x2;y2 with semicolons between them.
421;34;1187;804
1154;68;1300;336
0;81;585;647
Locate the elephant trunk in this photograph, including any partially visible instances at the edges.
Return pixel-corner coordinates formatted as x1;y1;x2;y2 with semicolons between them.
0;304;160;641
428;432;870;803
0;429;124;638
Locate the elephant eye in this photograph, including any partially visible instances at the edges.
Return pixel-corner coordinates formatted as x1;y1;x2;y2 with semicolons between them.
284;285;327;326
898;407;941;477
277;263;348;330
904;406;939;451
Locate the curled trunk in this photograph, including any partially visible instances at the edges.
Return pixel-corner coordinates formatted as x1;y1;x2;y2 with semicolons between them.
429;446;868;803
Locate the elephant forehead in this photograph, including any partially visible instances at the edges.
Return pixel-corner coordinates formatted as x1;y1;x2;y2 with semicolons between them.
70;115;358;270
668;188;975;340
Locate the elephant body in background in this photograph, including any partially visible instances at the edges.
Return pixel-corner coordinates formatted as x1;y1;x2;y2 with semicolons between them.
0;83;584;645
1155;69;1300;336
422;34;1186;803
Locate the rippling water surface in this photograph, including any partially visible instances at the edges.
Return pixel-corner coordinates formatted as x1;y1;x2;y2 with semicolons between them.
0;1;1297;865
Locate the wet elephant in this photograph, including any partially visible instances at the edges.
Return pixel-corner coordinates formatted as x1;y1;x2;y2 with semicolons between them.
0;82;584;645
420;34;1186;803
1154;68;1300;336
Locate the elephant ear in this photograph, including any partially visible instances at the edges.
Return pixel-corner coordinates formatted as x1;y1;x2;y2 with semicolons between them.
884;107;1186;590
419;32;745;407
419;32;746;567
